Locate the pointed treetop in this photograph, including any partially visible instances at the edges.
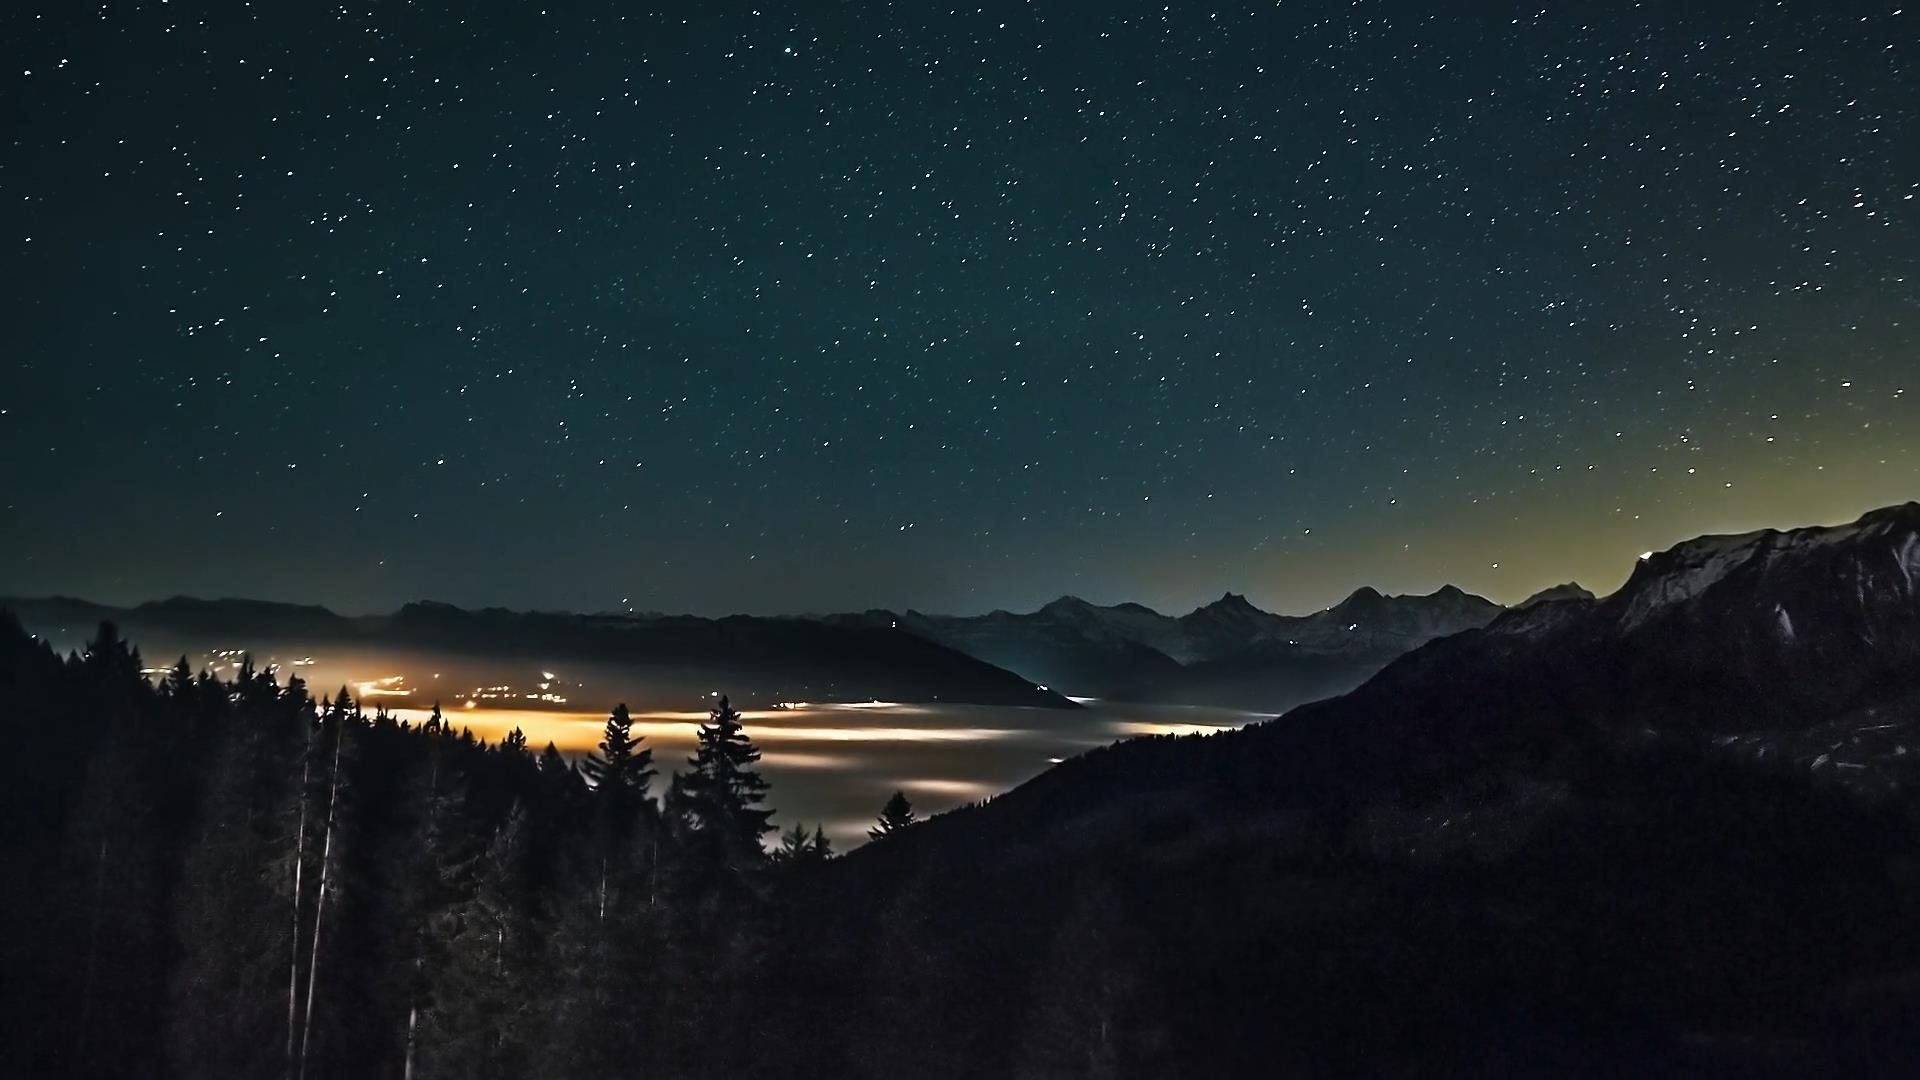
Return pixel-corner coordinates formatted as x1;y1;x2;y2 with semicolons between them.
868;790;917;842
582;702;655;796
166;655;195;697
682;694;774;849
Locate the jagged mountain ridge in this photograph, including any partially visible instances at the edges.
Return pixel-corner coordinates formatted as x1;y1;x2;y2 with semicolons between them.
895;583;1504;708
1458;501;1920;726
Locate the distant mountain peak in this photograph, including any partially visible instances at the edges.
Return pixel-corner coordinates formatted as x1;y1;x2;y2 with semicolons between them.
1324;585;1492;615
1517;583;1595;609
394;599;471;621
1201;591;1261;613
1038;594;1098;616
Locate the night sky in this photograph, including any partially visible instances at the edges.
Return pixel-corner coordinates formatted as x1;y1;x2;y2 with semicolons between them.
3;1;1915;617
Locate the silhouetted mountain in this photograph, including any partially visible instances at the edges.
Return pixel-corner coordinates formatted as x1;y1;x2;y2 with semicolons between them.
1302;502;1920;754
1;595;1076;710
1173;591;1290;658
894;585;1503;706
802;504;1920;1073
1516;581;1596;609
1113;584;1502;709
137;595;357;638
890;598;1187;694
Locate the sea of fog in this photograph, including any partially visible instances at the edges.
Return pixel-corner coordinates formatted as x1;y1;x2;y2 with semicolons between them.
24;627;1267;847
394;699;1263;846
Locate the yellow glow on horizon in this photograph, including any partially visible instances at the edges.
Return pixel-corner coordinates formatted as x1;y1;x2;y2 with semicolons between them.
899;778;999;799
758;750;855;770
357;675;410;698
385;705;1030;752
1105;719;1244;739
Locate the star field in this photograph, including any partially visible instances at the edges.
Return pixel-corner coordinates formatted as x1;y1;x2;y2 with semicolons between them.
2;1;1915;616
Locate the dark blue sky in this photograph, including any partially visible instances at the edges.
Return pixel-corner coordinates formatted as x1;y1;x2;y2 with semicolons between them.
3;1;1914;616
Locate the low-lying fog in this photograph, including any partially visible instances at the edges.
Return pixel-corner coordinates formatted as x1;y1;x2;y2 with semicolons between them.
402;699;1260;845
50;636;1264;847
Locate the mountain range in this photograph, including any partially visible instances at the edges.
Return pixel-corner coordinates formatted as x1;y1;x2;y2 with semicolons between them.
7;576;1537;715
884;582;1510;709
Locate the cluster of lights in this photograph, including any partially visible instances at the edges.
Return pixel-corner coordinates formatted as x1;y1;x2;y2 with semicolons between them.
457;674;571;706
144;646;303;681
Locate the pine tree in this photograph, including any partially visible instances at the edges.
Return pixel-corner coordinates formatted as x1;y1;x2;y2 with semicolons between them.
81;619;144;690
868;790;917;842
537;741;585;811
679;695;773;859
774;822;812;863
774;822;835;865
580;704;655;814
165;654;196;701
578;705;658;920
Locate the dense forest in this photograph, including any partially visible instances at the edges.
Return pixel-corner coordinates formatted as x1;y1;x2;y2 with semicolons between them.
0;613;873;1079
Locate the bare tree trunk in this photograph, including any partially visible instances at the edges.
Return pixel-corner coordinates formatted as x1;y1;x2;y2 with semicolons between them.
285;735;312;1080
298;716;345;1080
403;953;422;1080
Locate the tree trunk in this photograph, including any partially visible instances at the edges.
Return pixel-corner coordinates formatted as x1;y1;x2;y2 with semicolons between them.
298;716;345;1080
403;953;422;1080
285;735;312;1080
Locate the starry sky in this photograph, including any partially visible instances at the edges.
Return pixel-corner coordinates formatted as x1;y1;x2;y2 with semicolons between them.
2;1;1915;618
